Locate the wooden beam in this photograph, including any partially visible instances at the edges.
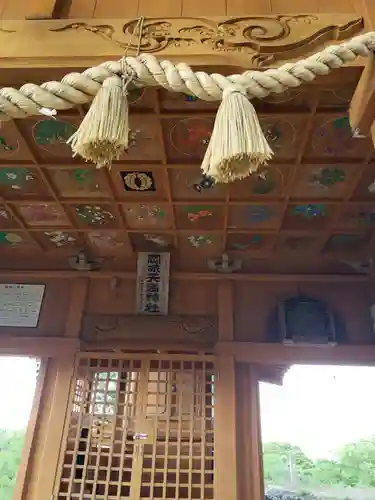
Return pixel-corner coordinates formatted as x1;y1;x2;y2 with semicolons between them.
349;53;375;144
0;336;80;356
215;342;375;366
0;270;368;282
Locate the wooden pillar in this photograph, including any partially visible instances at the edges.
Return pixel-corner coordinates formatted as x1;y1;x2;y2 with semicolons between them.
217;281;234;341
350;0;375;143
357;0;375;29
25;355;76;500
215;281;237;500
64;278;88;339
248;365;265;500
18;278;87;500
216;281;264;500
13;360;48;500
236;364;264;500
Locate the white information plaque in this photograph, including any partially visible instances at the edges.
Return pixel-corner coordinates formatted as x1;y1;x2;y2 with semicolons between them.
0;284;45;328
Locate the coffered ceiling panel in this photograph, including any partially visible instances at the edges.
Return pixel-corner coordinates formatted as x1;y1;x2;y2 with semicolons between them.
0;68;374;275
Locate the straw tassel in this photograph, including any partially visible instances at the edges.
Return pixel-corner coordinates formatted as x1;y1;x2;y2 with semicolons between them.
67;75;130;168
201;86;274;183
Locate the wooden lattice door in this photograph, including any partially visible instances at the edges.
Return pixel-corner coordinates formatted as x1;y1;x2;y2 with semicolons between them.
54;354;215;500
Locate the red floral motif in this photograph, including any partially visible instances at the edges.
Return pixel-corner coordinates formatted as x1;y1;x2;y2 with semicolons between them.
187;209;213;222
185;124;211;147
171;119;213;157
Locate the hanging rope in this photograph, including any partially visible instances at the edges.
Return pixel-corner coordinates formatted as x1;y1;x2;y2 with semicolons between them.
67;17;145;167
1;31;374;121
0;30;374;181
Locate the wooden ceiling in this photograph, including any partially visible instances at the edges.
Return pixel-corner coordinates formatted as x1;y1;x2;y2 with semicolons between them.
0;67;375;274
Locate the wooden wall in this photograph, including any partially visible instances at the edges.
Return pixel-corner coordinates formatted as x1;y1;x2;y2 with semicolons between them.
234;281;374;345
0;277;374;346
0;0;366;20
3;275;374;500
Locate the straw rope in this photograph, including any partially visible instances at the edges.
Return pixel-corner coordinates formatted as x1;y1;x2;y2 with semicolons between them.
0;31;375;122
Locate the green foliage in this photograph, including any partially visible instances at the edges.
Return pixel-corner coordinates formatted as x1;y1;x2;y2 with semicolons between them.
263;437;375;492
339;439;375;487
0;429;25;500
2;428;375;499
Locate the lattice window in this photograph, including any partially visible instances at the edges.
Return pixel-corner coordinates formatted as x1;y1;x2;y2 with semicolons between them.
55;354;215;500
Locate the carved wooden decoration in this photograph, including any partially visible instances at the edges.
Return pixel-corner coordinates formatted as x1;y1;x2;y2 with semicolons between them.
50;15;364;66
0;15;364;69
81;314;218;344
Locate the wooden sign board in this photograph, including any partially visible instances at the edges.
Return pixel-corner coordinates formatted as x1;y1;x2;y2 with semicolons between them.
0;284;45;328
136;252;170;315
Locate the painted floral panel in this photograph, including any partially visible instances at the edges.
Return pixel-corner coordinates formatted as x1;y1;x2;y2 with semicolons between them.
168;118;214;161
308;116;372;158
318;87;354;108
0;232;29;248
0;122;33;161
0;206;15;228
290;165;355;200
291;204;327;218
282;203;329;231
184;206;213;223
229;205;278;229
187;234;215;248
88;231;128;255
278;236;317;253
43;231;78;249
130;233;173;251
230;167;285;200
118;116;162;161
324;234;368;252
0;135;19;156
32;119;77;157
227;234;265;251
124;204;169;229
18;203;67;227
75;205;116;226
338;205;375;229
0;168;45;197
52;168;108;198
259;118;297;158
177;205;223;230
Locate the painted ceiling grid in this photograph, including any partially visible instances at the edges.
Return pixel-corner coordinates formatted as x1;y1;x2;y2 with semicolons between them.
0;78;374;274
